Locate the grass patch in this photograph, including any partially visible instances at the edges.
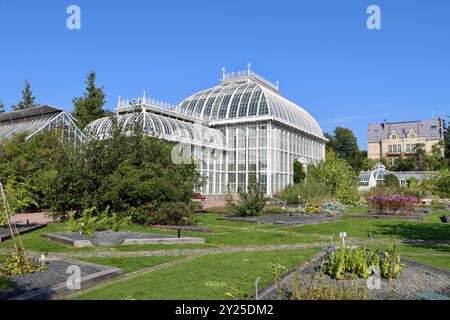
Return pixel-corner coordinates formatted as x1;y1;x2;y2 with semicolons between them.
71;248;319;300
402;254;450;271
76;256;184;274
288;211;450;241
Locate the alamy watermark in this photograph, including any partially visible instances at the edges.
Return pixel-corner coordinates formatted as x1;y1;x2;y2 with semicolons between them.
66;5;81;30
367;5;381;30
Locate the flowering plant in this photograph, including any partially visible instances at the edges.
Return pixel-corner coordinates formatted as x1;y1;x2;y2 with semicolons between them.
367;194;420;215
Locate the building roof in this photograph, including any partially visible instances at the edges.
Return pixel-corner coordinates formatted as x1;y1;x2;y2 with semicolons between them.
368;119;443;142
85;108;227;150
174;70;325;140
0;105;80;140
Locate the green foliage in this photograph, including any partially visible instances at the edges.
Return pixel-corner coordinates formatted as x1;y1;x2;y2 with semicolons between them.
0;274;13;289
304;202;321;215
226;174;267;217
325;241;403;281
326;127;365;172
151;202;196;226
293;160;306;184
72;71;109;130
0;100;5;114
380;240;405;280
12;80;38;111
432;169;450;197
0;245;47;276
309;151;360;206
390;142;447;171
66;207;131;236
278;179;327;205
383;174;399;188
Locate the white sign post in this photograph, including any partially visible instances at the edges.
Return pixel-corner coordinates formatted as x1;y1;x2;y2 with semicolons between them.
339;232;347;247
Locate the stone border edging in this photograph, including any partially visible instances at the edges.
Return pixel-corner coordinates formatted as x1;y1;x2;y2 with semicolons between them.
346;214;424;221
42;232;205;248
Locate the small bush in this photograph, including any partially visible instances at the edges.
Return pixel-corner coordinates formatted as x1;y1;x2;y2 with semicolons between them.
380;240;405;280
321;201;346;213
304;202;322;215
151;202;196;226
226;174;267;217
0;246;47;276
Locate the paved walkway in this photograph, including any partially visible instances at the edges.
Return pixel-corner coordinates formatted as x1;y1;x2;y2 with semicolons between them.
11;213;53;225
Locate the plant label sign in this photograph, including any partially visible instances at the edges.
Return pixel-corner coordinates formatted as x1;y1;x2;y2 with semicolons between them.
339;232;347;238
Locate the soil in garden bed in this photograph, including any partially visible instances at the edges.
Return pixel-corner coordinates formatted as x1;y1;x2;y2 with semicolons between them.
261;249;450;300
0;224;44;242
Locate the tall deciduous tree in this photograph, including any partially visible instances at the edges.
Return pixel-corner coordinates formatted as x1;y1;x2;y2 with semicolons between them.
12;80;38;111
0;101;5;114
326;127;363;172
72;71;108;130
444;117;450;167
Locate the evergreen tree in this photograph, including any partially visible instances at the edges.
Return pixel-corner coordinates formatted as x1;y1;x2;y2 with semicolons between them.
72;71;108;130
293;160;306;184
12;80;38;111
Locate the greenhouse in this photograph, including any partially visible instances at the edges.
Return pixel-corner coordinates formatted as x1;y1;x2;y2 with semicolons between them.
85;69;327;195
0;105;84;144
358;163;436;190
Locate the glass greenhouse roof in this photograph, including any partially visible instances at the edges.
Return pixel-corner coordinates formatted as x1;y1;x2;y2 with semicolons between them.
0;105;83;141
174;70;325;140
85;109;227;150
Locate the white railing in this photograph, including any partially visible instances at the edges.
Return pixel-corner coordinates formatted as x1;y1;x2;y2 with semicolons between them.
222;70;279;91
117;96;176;109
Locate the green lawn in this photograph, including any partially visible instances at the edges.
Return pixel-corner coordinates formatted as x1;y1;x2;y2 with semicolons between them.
70;248;319;300
76;256;184;274
287;211;450;241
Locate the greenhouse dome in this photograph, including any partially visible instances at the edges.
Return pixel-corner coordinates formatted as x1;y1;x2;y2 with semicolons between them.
175;70;325;140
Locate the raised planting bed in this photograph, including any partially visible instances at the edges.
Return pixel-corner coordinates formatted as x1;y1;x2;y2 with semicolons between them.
346;214;424;221
0;224;46;243
0;258;121;300
43;231;205;248
258;248;450;300
218;214;342;226
151;225;213;234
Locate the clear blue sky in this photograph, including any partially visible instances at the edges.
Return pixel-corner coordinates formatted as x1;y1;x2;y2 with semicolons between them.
0;0;449;149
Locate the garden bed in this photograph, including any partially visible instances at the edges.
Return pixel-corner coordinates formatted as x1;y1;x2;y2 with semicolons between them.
258;248;450;300
151;225;213;234
217;214;342;226
0;224;46;243
43;231;205;248
0;258;121;300
346;214;424;221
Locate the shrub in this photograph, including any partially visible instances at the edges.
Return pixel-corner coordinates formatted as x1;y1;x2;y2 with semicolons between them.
0;246;47;276
226;174;267;217
0;274;13;289
151;202;196;226
278;180;328;205
304;202;322;215
367;194;420;215
383;174;400;188
432;169;450;197
321;201;346;213
66;207;131;236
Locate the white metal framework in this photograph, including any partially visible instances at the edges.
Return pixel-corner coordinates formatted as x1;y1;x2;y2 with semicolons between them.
0;105;84;144
85;70;327;195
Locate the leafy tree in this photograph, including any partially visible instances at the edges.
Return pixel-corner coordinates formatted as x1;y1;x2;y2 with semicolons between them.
309;150;360;205
0;101;5;114
432;169;450;197
383;174;399;188
72;71;108;130
12;80;38;111
326;127;363;172
293;160;306;183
